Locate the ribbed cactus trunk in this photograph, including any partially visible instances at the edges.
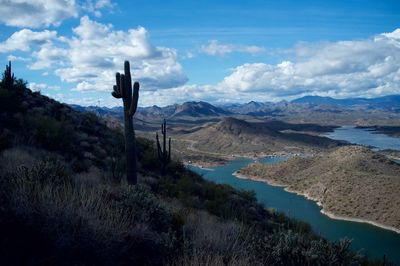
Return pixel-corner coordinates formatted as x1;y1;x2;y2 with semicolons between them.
156;119;171;176
111;61;139;185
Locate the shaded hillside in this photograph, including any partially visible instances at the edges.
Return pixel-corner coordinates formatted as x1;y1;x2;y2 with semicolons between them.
172;101;231;117
238;146;400;231
0;67;373;265
182;117;344;156
0;82;124;172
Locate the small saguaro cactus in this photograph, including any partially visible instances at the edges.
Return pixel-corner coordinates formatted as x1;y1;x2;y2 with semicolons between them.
2;61;15;90
111;61;139;185
156;119;171;176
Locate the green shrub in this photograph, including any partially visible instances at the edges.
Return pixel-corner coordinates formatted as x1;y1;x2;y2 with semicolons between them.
12;157;71;187
24;114;76;152
0;87;20;112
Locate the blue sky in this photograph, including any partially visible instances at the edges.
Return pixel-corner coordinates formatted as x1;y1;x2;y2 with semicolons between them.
0;0;399;106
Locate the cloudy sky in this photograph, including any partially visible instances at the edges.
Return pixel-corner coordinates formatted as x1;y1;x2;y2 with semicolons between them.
0;0;399;106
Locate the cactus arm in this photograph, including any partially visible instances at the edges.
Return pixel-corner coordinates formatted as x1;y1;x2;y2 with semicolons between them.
112;85;122;98
168;137;171;162
156;133;162;159
124;61;132;96
124;64;132;111
163;120;167;161
129;82;139;116
120;74;125;99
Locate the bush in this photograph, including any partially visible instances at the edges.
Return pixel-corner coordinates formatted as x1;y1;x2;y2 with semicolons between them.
0;87;20;112
12;157;71;187
24;114;76;152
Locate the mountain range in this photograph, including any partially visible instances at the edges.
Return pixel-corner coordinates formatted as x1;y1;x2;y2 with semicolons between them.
71;94;400;119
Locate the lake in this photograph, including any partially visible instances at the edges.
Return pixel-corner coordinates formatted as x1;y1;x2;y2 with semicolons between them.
189;156;400;264
324;125;400;150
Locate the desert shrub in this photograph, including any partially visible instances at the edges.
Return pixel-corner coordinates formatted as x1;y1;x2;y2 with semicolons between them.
140;144;160;171
82;111;100;126
11;157;71;187
114;185;173;232
247;229;363;265
0;87;20;112
24;114;76;152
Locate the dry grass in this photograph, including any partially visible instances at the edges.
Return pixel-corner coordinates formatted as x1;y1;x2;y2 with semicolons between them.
0;148;178;265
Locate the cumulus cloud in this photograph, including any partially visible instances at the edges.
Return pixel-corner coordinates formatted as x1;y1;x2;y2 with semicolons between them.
25;16;187;91
0;29;57;52
28;82;60;92
0;0;115;28
0;0;78;28
217;29;400;100
7;55;30;62
81;0;114;17
201;40;265;56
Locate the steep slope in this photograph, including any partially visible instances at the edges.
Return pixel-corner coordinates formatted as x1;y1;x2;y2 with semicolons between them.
0;84;124;172
238;146;400;231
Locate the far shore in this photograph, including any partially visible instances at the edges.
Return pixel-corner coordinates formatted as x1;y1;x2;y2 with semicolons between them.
183;150;310;170
233;171;400;234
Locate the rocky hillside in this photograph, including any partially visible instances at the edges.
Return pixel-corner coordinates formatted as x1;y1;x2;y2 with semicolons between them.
238;146;400;231
181;117;344;156
0;80;126;173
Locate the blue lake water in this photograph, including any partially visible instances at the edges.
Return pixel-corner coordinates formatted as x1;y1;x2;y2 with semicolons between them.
324;126;400;150
189;155;400;264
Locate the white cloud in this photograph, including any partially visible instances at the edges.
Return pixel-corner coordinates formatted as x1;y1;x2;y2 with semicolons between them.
0;0;79;28
7;55;30;62
30;43;69;69
0;29;57;52
217;29;400;100
0;0;115;28
28;82;60;92
201;40;265;56
26;16;187;92
81;0;114;17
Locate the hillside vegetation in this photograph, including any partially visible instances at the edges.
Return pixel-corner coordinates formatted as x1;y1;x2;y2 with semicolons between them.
238;146;400;231
0;66;383;265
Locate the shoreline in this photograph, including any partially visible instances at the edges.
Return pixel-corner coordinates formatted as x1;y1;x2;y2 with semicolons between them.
183;151;305;169
233;171;400;234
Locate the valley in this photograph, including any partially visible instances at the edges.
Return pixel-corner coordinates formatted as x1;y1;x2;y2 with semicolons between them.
85;99;400;238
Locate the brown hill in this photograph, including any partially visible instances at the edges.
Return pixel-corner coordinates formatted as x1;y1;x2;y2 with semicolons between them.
238;145;400;231
181;117;343;156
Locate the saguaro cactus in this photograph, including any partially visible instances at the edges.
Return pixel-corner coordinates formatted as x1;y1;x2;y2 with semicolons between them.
156;119;171;176
111;61;139;185
2;61;15;90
